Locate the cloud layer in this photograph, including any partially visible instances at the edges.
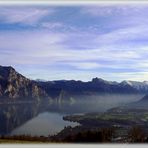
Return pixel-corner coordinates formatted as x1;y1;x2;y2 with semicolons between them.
0;7;55;25
0;5;148;81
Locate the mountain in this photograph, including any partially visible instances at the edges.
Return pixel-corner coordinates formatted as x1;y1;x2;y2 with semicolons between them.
124;94;148;110
37;77;139;99
0;65;147;103
120;80;148;93
0;66;49;101
137;94;148;103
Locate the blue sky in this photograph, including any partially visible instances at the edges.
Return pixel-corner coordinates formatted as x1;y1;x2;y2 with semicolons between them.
1;4;148;82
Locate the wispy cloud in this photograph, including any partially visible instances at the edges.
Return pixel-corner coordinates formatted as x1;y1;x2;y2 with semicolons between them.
81;5;144;17
0;7;55;25
41;22;63;29
66;62;101;70
0;29;145;68
0;5;148;81
0;30;141;65
94;25;148;45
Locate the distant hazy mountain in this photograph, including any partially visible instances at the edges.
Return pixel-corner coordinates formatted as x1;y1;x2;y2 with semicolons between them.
0;66;49;101
137;94;148;103
125;93;148;109
120;80;148;93
37;77;139;99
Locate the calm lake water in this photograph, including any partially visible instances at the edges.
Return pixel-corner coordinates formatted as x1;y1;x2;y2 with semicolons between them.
0;94;144;137
10;112;78;136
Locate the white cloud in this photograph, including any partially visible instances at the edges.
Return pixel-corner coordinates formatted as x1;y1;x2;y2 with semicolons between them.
67;62;101;70
0;5;147;81
0;7;55;25
0;29;145;81
0;29;143;68
41;22;63;29
81;5;144;17
0;30;68;65
114;72;148;82
94;25;148;45
81;6;113;17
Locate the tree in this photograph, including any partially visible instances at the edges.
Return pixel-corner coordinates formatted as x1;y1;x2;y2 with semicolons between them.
128;126;145;143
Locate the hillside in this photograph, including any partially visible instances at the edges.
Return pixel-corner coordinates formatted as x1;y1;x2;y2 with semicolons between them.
0;66;49;101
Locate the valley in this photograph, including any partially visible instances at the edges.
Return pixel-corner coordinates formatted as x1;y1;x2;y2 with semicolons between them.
0;65;148;143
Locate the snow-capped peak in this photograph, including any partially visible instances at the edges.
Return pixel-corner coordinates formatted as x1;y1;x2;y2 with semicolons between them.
121;80;148;91
121;80;133;86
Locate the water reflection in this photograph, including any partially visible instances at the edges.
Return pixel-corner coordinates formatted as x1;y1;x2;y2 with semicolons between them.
0;103;40;135
0;94;143;136
11;112;78;136
0;102;80;136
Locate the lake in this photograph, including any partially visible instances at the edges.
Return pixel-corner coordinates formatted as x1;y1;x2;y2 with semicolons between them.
0;94;144;137
10;112;78;136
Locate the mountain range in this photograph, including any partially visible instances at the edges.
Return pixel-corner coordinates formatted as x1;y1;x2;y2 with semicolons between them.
0;65;148;102
37;78;148;98
120;80;148;93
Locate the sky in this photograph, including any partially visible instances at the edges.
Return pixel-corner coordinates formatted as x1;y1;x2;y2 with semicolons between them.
1;4;148;82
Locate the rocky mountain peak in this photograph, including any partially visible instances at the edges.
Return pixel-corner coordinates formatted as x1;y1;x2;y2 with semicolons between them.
92;77;105;83
0;65;49;101
0;66;15;79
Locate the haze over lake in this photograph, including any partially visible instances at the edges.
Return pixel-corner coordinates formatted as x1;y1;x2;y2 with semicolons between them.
0;94;143;136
